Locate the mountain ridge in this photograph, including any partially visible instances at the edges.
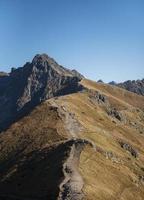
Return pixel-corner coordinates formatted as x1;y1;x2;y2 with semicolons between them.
108;78;144;96
117;78;144;96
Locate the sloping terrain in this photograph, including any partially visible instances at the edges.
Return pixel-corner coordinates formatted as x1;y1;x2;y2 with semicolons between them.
0;77;144;199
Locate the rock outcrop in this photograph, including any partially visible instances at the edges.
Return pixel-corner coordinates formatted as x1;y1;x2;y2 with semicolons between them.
97;79;104;83
119;141;138;158
108;108;125;122
88;89;108;105
108;81;117;86
0;54;84;131
71;69;84;80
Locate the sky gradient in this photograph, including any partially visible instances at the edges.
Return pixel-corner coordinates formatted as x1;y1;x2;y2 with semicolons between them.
0;0;144;82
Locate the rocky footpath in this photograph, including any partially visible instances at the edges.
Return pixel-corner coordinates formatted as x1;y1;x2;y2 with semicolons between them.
58;139;92;200
0;138;93;200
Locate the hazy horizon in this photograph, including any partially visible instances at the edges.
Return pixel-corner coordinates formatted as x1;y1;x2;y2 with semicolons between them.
0;0;144;82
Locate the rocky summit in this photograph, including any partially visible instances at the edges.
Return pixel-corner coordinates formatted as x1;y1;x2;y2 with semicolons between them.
0;54;144;200
0;54;83;131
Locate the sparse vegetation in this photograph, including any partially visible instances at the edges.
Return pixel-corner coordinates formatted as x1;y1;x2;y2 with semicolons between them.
0;78;144;199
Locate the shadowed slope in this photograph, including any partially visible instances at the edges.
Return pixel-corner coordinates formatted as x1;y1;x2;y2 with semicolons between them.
0;139;91;200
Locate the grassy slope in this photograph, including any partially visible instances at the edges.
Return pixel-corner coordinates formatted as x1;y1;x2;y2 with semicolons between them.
0;102;69;199
52;79;144;199
0;102;67;163
0;79;144;199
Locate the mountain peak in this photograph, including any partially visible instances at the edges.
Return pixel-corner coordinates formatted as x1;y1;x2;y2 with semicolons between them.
32;53;55;65
0;54;84;131
31;53;79;77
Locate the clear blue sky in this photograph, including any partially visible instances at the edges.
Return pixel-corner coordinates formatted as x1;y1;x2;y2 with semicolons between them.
0;0;144;82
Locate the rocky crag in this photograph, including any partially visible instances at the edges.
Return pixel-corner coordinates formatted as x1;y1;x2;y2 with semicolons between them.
0;54;84;131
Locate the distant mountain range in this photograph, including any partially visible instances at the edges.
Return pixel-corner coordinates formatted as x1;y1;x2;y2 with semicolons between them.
117;79;144;96
108;79;144;96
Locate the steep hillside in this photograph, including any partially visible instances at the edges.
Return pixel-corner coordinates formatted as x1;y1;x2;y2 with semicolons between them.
0;78;144;199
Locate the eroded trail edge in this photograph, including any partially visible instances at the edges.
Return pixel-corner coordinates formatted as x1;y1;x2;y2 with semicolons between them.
58;139;92;200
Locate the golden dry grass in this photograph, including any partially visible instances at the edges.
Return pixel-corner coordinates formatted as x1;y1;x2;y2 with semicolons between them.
51;79;144;199
0;79;144;199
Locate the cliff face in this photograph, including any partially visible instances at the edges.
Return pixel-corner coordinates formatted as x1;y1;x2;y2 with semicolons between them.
0;54;83;131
